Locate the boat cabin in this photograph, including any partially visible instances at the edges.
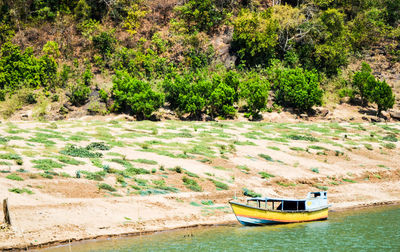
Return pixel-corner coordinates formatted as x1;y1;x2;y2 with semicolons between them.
246;191;328;212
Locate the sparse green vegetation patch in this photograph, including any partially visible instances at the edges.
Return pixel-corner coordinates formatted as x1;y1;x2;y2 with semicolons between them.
60;145;103;158
9;187;33;194
132;159;157;165
6;173;24;181
32;159;64;170
243;188;261;197
209;179;229;190
259;172;275;179
258;154;273;162
182;176;202;192
98;183;116;192
286;134;319;142
57;156;85;165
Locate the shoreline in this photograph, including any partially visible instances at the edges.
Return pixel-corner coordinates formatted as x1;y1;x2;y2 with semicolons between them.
1;120;399;251
3;200;399;251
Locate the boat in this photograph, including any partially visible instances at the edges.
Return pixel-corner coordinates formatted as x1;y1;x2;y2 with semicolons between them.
229;191;330;226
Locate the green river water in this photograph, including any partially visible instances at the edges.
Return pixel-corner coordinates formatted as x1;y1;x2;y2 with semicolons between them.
42;205;400;251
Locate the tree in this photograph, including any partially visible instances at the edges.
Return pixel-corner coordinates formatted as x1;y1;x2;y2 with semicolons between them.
209;81;236;118
273;67;323;112
271;4;311;55
123;1;148;35
349;8;387;51
232;9;279;66
174;0;225;33
352;62;374;106
239;72;270;118
112;71;164;120
370;79;395;115
315;8;350;76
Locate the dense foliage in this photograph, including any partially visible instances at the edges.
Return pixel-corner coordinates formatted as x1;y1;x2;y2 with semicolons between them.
112;71;164;119
0;0;397;119
273;67;323;112
352;62;395;114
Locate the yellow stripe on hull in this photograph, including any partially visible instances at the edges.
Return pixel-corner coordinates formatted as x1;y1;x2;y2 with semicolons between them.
230;202;328;225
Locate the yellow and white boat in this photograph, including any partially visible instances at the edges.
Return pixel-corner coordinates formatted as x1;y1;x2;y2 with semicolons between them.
229;192;330;225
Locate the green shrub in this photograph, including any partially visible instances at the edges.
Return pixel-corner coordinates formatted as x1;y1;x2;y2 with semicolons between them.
258;154;273;162
209;81;236;118
273;67;323;112
112;40;169;80
99;89;108;103
98;183;117;192
163;71;209;118
352;62;375;105
172;166;182;173
86;142;111;151
69;82;91;106
92;30;116;59
9;188;34;194
0;43;58;92
239;73;270;117
259;172;275;179
242;188;261;198
370;79;395;115
311;168;320;173
112;71;164;120
209;179;229;190
353;62;395;113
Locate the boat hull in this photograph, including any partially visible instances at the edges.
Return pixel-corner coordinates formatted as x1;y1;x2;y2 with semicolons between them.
229;201;328;226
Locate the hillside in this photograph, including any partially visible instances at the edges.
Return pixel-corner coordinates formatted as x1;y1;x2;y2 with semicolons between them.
0;0;400;121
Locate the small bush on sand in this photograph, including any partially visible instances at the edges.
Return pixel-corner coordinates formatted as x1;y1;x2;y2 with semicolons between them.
86;142;111;150
182;176;202;192
9;187;33;194
60;145;103;158
258;154;273;161
311;168;320;174
209;179;229;190
243;188;261;197
259;171;275;179
132;158;157;165
6;173;24;181
32;159;64;170
98;183;117;192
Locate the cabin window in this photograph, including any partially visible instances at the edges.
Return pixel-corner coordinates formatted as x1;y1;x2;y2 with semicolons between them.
298;201;305;210
280;201;306;211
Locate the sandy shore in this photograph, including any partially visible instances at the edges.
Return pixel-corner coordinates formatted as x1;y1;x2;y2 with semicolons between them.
2;180;400;251
1;119;399;250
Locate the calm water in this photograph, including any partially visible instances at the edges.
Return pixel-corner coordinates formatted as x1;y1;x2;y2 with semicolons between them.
43;206;400;251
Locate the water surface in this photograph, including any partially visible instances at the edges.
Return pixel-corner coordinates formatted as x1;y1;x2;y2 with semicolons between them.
43;206;400;251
